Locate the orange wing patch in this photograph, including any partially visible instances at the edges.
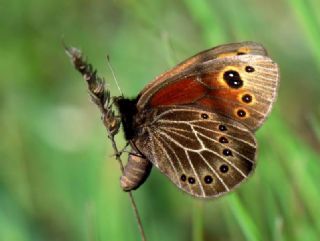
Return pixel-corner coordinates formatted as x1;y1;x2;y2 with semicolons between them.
149;77;207;107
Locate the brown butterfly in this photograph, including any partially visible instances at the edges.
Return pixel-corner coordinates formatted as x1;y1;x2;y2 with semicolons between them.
115;42;279;198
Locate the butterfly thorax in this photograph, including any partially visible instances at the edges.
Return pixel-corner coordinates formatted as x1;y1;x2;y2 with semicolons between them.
114;96;138;140
115;96;152;141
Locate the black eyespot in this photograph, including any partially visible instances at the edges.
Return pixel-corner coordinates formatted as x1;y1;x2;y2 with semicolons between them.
223;149;232;156
188;177;196;184
219;136;228;143
181;174;186;182
201;113;209;119
204;175;213;184
219;125;227;131
242;94;252;103
223;70;243;89
237;52;245;55
245;66;255;72
220;164;229;173
237;109;246;117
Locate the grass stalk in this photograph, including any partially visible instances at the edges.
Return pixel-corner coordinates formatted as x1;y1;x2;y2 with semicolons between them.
289;0;320;69
192;201;204;241
65;45;147;241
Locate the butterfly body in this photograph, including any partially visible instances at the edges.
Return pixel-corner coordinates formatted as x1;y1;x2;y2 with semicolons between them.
116;42;279;198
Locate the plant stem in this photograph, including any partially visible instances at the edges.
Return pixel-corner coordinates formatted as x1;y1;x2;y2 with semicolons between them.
108;133;147;241
65;45;147;241
192;201;204;241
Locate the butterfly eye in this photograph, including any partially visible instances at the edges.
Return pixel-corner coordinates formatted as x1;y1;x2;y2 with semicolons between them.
219;164;229;173
204;175;213;184
245;66;255;73
223;70;243;89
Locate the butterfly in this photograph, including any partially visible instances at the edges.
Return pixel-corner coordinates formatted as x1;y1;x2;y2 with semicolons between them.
115;42;279;198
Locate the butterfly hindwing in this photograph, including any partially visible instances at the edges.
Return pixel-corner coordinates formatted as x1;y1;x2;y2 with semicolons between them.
134;106;257;198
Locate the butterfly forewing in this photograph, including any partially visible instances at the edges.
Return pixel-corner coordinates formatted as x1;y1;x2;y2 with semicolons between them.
134;106;257;198
139;42;267;99
137;44;279;131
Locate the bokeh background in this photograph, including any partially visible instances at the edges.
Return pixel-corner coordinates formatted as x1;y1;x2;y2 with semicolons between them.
1;0;320;241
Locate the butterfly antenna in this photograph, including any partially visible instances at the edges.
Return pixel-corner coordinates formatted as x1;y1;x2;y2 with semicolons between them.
106;55;123;96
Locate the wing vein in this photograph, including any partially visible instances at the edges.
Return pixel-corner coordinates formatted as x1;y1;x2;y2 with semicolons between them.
190;125;230;191
191;123;256;148
196;131;254;164
156;128;247;178
185;150;205;197
198;153;230;191
156;134;194;193
152;133;182;187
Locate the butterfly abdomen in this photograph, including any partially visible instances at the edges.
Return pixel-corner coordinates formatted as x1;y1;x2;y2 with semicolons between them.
120;153;153;191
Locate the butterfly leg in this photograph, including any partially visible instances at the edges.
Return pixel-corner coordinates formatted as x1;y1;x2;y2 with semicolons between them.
120;149;153;191
112;142;130;158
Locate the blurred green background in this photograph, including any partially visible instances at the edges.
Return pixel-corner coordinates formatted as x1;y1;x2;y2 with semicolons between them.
1;0;320;241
